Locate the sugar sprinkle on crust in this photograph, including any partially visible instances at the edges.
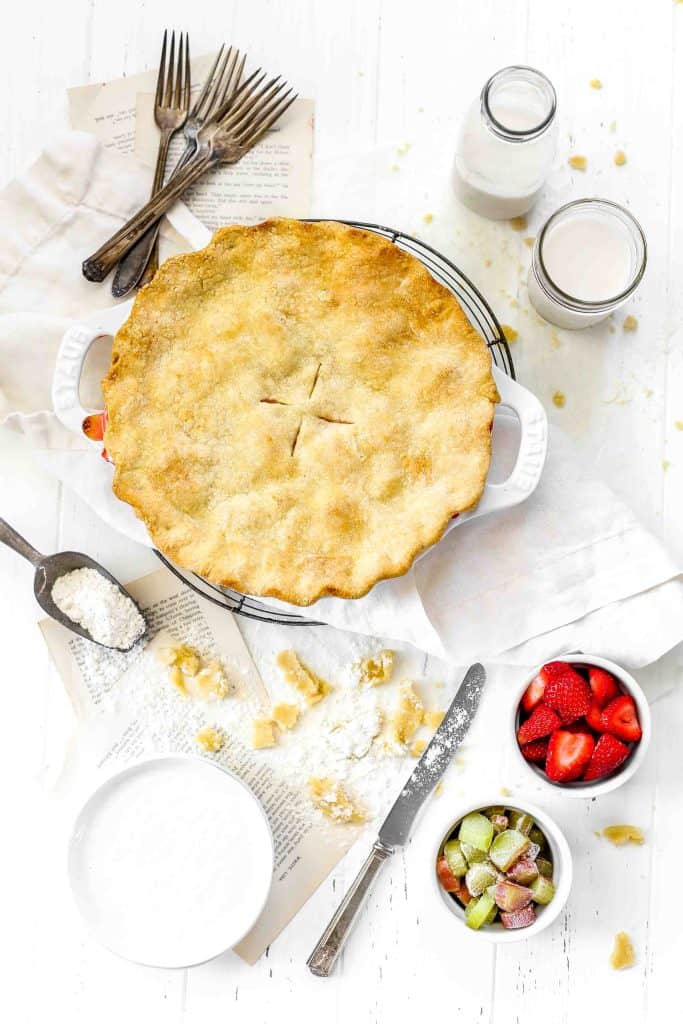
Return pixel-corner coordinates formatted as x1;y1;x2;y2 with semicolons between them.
103;219;499;605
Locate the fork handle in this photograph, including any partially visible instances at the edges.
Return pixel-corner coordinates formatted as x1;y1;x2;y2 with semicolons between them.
111;137;198;297
83;151;214;282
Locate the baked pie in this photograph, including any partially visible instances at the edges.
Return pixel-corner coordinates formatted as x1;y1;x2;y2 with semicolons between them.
102;218;499;605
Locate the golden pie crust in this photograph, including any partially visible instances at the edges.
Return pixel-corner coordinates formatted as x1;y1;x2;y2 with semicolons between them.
102;219;499;605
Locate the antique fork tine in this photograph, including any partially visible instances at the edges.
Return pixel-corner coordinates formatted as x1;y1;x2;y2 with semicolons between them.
83;72;295;282
111;30;189;297
236;91;296;147
112;47;246;298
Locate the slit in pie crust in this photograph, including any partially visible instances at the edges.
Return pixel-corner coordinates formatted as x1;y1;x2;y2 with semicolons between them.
102;218;499;605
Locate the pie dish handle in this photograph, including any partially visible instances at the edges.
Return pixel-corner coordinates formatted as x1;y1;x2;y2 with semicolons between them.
460;371;548;523
52;321;110;438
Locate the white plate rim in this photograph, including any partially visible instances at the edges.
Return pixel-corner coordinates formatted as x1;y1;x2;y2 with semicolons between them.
67;753;274;969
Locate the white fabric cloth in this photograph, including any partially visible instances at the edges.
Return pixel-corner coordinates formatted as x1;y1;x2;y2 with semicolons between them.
3;131;683;668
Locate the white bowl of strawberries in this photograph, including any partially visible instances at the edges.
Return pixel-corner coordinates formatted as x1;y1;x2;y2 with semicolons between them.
512;655;651;797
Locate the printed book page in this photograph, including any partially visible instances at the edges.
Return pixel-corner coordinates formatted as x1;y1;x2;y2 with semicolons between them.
39;568;360;965
134;93;314;229
67;53;313;243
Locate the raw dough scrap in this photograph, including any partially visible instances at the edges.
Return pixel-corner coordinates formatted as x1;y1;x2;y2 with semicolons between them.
602;825;645;846
195;726;224;752
358;649;395;686
308;777;365;823
610;931;635;970
251;719;277;749
390;682;424;745
276;650;330;704
272;703;300;730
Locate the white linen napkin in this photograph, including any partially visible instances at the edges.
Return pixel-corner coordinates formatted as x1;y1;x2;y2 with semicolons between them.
2;131;683;668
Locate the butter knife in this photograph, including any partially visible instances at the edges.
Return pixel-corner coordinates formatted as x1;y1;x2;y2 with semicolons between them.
306;662;486;977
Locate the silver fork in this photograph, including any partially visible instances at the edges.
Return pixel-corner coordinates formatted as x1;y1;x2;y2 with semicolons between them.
110;29;190;297
83;72;297;282
112;44;245;297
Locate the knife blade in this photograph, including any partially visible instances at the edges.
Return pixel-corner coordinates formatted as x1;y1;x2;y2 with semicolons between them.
378;661;486;847
307;662;486;977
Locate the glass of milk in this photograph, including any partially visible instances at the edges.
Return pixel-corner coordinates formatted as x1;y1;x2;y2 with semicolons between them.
453;66;558;220
527;199;647;328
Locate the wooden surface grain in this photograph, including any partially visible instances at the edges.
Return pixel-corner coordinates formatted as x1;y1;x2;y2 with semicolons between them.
0;0;681;1020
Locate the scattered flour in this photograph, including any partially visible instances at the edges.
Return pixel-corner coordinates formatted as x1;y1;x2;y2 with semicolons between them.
52;567;145;649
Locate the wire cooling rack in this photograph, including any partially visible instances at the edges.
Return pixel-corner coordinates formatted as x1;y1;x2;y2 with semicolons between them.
155;220;514;625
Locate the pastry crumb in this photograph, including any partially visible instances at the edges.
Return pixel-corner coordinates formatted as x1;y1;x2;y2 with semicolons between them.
423;212;434;224
623;314;638;331
358;649;395;687
391;163;400;172
397;142;411;156
614;149;627;166
500;786;512;797
509;215;527;231
602;825;645;846
390;682;424;745
609;120;617;133
674;420;683;431
568;155;588;171
162;644;230;700
501;323;519;343
662;459;671;472
272;702;299;730
410;738;428;758
424;710;446;729
251;718;277;749
552;390;566;409
523;236;535;248
589;78;603;89
550;333;561;349
308;777;364;823
195;725;224;753
610;931;635;970
484;258;493;267
277;650;330;704
644;388;654;398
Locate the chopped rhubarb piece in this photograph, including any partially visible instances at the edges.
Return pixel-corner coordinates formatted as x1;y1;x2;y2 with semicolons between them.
530;874;555;905
465;862;498;896
437;855;460;893
507;857;539;886
465;891;496;930
500;904;536;929
443;839;467;878
458;812;494;852
493;880;533;912
489;830;530;871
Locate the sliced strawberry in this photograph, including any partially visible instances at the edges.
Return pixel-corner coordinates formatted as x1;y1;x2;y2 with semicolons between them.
436;855;460;893
583;733;631;781
522;673;546;712
588;666;620;708
517;705;561;746
600;695;642;742
521;738;550;764
586;702;605;732
545;728;595;783
541;661;592;724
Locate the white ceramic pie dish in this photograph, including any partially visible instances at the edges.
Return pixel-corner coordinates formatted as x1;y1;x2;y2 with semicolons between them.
68;755;273;968
52;300;548;541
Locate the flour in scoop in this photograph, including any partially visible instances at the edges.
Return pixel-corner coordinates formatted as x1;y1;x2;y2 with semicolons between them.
69;757;273;967
51;567;145;648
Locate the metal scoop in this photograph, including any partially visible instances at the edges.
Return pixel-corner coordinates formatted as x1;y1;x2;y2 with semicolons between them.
0;517;147;652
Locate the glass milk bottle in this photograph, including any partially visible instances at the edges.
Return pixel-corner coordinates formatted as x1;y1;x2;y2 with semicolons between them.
527;199;647;328
454;66;558;219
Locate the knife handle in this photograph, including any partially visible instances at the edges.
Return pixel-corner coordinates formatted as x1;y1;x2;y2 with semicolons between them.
307;839;393;977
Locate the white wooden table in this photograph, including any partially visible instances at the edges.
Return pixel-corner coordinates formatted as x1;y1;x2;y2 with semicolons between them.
1;0;682;1020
